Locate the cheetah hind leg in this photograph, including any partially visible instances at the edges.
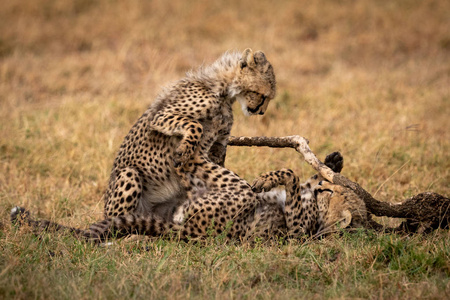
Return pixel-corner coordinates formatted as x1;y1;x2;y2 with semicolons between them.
104;168;143;217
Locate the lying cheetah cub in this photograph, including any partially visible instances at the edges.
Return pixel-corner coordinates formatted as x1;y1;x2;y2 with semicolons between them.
11;152;367;242
94;49;275;221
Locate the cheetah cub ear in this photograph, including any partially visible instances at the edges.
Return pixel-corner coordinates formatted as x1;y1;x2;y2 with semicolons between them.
240;48;254;69
240;48;268;69
253;51;268;65
338;210;352;229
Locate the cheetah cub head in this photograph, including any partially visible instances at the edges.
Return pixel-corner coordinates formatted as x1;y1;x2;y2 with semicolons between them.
235;48;276;116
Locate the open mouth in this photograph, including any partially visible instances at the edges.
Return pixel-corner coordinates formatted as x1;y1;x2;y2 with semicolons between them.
314;188;334;198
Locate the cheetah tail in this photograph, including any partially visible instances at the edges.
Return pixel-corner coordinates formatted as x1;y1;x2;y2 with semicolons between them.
11;207;183;243
10;206;86;239
85;213;183;243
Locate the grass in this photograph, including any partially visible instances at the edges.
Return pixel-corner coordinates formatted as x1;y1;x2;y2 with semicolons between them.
0;0;449;298
1;229;449;299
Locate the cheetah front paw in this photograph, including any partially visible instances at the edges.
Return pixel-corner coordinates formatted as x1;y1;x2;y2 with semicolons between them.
252;178;273;193
251;173;281;193
251;169;295;193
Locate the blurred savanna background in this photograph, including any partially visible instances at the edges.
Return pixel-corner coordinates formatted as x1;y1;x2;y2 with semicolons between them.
1;0;449;299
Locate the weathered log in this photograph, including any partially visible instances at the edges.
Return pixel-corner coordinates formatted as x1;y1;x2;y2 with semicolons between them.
228;135;449;232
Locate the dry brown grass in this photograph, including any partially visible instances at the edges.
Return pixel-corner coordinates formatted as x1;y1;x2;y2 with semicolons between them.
0;0;449;298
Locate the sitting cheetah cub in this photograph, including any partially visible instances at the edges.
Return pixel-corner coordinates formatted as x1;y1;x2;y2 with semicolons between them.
105;48;275;220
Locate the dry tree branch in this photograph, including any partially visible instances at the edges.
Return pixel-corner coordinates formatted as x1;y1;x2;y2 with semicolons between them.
228;135;450;233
